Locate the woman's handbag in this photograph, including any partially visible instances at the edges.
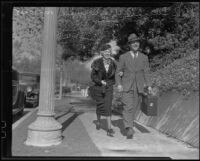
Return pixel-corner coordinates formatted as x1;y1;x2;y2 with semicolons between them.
140;86;158;116
88;85;95;100
88;84;106;100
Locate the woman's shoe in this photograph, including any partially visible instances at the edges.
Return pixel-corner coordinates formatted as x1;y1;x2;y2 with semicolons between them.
96;122;101;130
107;129;115;137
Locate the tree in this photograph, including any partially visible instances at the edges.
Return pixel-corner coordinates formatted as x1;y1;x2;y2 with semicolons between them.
13;7;44;73
57;7;132;61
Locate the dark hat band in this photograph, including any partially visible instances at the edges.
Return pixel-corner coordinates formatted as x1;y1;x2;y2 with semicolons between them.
128;39;140;44
99;44;111;51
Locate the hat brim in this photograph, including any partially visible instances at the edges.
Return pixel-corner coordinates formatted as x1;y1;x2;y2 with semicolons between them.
128;39;140;44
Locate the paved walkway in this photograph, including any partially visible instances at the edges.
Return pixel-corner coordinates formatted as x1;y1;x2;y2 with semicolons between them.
12;95;199;159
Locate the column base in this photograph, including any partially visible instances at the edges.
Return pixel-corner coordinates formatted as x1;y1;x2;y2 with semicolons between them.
25;116;62;147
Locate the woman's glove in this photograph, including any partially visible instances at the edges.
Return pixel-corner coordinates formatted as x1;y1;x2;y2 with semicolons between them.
117;84;123;92
148;86;152;93
118;71;123;77
101;80;107;86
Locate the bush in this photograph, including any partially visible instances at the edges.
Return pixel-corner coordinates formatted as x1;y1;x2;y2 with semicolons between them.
150;49;199;95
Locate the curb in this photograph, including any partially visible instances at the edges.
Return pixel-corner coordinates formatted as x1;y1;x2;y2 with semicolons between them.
12;104;74;131
12;107;39;130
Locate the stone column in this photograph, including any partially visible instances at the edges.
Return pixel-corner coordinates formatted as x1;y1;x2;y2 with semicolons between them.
25;7;62;147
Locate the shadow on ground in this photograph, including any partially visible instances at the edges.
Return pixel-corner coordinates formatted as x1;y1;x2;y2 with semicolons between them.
55;107;74;120
93;118;150;136
70;99;96;107
61;111;84;132
12;111;29;124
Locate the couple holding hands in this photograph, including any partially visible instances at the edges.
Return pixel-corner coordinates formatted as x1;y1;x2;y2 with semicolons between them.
90;33;152;139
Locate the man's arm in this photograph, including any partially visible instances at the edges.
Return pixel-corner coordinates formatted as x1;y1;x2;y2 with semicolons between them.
91;61;102;86
143;55;151;87
115;55;125;86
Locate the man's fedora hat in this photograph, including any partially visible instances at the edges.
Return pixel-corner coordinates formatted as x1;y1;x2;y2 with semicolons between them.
128;33;140;43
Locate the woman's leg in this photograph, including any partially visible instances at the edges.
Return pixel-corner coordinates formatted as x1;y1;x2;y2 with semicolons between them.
104;86;115;136
96;112;101;130
107;116;115;130
106;116;111;129
97;113;101;124
106;115;115;136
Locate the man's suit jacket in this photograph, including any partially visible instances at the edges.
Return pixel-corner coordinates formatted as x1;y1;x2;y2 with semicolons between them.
115;51;150;93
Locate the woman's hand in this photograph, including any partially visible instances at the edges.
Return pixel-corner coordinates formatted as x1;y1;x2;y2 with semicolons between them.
117;85;123;92
101;80;107;86
118;71;123;77
148;86;152;94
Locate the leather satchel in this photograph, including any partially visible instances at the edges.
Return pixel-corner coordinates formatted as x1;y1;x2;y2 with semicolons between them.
140;87;158;116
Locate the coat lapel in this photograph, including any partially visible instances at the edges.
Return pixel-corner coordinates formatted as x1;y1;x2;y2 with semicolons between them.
107;60;115;76
100;58;106;74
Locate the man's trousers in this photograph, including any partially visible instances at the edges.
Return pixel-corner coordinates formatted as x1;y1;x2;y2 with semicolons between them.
121;89;141;128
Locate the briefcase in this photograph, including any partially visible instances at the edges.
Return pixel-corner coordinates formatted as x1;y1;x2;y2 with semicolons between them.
140;93;158;116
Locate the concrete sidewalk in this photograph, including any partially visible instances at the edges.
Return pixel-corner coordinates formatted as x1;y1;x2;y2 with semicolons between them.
12;97;101;157
12;96;199;159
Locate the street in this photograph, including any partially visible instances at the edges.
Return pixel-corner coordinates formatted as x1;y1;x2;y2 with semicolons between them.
12;94;199;159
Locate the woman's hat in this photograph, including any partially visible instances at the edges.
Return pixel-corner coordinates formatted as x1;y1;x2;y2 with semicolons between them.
128;33;140;44
99;44;111;52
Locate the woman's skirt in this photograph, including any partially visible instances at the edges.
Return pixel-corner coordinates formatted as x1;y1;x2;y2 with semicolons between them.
92;85;113;116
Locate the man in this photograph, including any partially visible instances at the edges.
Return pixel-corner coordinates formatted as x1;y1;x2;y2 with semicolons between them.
116;33;152;139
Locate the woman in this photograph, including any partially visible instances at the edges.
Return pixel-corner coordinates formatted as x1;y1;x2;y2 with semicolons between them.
90;44;117;137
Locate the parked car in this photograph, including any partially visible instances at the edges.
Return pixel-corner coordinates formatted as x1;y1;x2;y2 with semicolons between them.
19;72;40;108
12;68;25;116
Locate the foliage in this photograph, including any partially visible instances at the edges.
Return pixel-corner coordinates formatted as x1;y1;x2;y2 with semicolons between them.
150;49;199;95
64;59;92;86
13;56;41;74
147;2;199;70
57;7;134;61
12;4;199;95
13;7;44;73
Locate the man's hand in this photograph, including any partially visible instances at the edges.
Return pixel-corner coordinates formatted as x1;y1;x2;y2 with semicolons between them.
148;86;152;94
101;80;107;86
117;85;123;92
148;86;152;91
118;71;123;77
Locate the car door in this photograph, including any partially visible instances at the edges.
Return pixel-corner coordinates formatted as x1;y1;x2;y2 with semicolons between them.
12;69;25;115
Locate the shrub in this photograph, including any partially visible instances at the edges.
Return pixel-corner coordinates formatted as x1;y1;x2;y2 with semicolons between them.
150;49;199;95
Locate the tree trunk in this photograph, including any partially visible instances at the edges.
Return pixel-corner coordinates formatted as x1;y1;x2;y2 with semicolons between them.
58;69;63;100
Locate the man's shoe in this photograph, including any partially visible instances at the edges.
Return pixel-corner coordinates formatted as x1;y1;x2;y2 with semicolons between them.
126;127;134;139
127;134;133;139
